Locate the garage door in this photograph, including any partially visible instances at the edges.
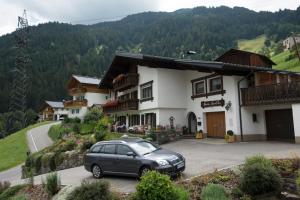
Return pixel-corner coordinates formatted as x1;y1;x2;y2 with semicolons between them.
265;109;295;142
206;112;226;138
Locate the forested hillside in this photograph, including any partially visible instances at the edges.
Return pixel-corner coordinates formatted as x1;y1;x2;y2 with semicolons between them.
1;6;300;113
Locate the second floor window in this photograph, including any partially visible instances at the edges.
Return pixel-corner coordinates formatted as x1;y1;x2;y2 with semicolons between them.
140;81;153;101
194;81;205;95
75;96;85;101
209;77;222;92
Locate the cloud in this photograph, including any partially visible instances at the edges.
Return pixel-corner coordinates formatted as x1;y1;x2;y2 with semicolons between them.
0;0;299;36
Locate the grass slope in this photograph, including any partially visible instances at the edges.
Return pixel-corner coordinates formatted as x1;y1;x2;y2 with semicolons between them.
238;34;300;72
238;34;266;53
272;50;300;72
0;121;50;172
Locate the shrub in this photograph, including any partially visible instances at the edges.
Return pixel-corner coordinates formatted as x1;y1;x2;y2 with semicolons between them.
41;153;54;168
43;172;61;196
63;140;77;151
66;180;113;200
0;185;25;200
49;154;57;171
54;152;65;166
72;123;80;134
244;154;273;168
226;130;234;136
231;187;243;198
297;170;300;188
34;154;42;173
174;186;190;200
136;171;186;200
94;127;107;141
80;140;94;152
83;108;103;123
0;181;10;194
240;156;282;196
201;184;229;200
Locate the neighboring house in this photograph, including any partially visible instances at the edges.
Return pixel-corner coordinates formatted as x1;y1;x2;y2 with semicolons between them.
41;101;68;121
99;49;300;144
64;75;109;119
283;36;300;50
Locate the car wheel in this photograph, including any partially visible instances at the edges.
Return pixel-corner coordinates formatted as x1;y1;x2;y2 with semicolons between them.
139;166;151;178
92;164;103;179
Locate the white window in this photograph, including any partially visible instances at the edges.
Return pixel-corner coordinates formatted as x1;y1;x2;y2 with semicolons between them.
140;82;153;101
72;109;80;114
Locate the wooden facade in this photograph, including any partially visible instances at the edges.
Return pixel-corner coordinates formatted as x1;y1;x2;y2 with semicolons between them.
63;99;88;108
66;76;108;96
216;49;276;68
241;81;300;106
102;99;139;113
113;73;139;92
42;106;54;121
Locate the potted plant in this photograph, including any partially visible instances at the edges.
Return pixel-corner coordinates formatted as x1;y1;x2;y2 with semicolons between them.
196;130;204;139
226;130;236;143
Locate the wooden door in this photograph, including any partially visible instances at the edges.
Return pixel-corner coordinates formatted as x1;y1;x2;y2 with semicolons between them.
206;112;226;138
265;109;295;142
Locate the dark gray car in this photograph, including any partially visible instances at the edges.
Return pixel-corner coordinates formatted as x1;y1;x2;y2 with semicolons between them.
84;137;185;178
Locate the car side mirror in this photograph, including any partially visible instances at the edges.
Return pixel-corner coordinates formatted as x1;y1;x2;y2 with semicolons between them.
126;152;136;157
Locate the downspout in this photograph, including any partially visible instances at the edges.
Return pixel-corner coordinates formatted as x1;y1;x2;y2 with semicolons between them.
237;71;254;142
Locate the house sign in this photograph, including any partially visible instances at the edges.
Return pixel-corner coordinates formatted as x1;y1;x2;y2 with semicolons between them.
201;99;225;108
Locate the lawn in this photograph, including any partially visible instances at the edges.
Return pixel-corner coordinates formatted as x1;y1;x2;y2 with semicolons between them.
238;34;266;53
0;121;51;172
272;50;300;72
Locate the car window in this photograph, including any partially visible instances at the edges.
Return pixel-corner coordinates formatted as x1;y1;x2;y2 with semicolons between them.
130;141;159;155
117;145;133;155
102;144;116;154
90;145;102;153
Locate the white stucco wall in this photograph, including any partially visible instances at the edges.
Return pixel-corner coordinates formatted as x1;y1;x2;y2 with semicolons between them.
85;92;108;107
156;108;186;128
292;103;300;138
185;71;242;134
241;104;292;136
156;68;186;109
67;107;88;119
138;65;158;110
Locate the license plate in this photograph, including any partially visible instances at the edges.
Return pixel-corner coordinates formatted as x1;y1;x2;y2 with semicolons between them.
177;162;184;169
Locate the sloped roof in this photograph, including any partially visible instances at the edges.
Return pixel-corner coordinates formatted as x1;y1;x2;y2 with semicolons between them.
215;49;276;66
72;75;101;85
99;51;300;89
45;101;64;108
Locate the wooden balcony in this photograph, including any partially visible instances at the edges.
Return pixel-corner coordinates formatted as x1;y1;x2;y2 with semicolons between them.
103;99;139;113
241;81;300;106
113;73;139;92
63;99;87;108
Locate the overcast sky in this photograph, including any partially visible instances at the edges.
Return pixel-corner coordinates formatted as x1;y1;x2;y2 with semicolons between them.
1;0;299;36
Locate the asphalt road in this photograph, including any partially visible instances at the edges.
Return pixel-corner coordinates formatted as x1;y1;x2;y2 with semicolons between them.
0;122;60;182
8;139;300;193
27;122;60;153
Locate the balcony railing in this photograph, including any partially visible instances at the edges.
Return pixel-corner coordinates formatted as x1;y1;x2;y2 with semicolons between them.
113;73;139;92
63;99;88;108
241;81;300;106
102;99;139;113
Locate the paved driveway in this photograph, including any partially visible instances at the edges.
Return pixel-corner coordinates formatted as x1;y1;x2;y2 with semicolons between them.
10;139;300;193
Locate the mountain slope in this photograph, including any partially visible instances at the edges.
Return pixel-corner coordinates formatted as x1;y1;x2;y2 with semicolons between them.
237;34;300;71
0;6;300;113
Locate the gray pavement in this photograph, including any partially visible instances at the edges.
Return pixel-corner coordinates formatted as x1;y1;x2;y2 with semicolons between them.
27;122;60;153
0;122;60;182
8;139;300;193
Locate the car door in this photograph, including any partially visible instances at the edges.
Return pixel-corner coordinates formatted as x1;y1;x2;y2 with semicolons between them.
98;144;118;173
115;144;140;175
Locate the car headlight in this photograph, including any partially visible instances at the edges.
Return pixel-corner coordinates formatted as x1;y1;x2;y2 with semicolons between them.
156;159;169;166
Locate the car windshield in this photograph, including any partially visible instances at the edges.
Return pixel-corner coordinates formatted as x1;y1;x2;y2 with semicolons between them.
130;141;159;155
